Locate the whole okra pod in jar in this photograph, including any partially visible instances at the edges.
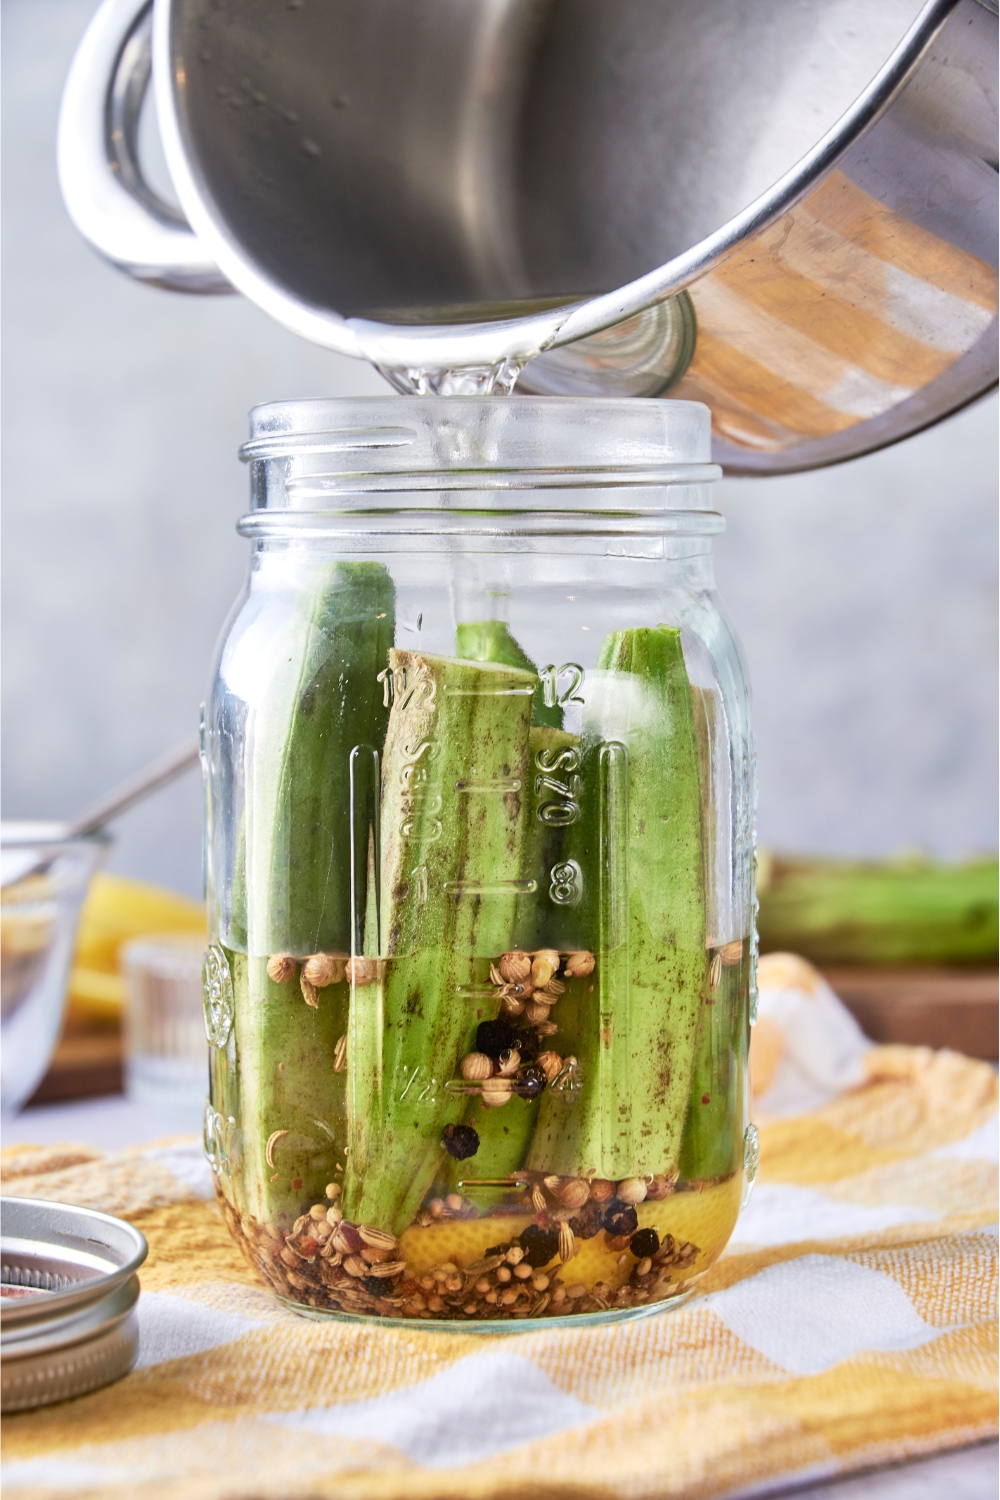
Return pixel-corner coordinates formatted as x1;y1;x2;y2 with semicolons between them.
201;396;757;1328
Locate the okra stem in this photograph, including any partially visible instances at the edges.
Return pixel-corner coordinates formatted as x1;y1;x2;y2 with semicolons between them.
456;620;562;729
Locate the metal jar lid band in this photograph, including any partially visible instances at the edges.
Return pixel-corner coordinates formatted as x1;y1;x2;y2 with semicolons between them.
1;1197;147;1412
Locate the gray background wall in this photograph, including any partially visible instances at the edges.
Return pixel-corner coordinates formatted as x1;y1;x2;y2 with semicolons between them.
3;0;996;900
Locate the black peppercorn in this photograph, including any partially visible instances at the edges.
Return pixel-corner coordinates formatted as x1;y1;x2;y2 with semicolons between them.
568;1200;604;1240
629;1227;660;1259
363;1276;388;1296
518;1223;560;1267
513;1066;546;1099
441;1123;479;1160
476;1019;519;1059
603;1201;639;1237
515;1028;540;1061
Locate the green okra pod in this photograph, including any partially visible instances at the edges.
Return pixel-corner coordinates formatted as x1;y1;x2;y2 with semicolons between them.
343;648;535;1235
678;685;748;1182
678;946;749;1183
236;561;395;1227
455;621;590;948
528;625;706;1181
757;854;999;967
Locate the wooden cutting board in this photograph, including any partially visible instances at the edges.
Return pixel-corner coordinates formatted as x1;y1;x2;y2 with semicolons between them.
27;1025;123;1106
822;966;998;1061
25;965;998;1108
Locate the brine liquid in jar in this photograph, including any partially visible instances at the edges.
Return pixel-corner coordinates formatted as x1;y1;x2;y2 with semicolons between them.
204;396;753;1326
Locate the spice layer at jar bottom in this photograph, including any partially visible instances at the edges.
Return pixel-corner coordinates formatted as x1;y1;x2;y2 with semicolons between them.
208;928;750;1324
218;1172;744;1325
220;1170;743;1326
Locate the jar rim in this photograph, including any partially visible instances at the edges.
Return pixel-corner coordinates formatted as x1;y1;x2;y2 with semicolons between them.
241;395;721;490
236;507;725;542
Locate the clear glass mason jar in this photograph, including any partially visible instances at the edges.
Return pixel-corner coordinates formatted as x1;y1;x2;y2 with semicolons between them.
202;396;756;1328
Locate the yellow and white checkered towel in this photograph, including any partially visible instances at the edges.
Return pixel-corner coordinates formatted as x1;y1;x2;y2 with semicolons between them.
2;968;996;1499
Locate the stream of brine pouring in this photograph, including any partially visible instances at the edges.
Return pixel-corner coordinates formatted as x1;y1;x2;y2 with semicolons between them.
373;356;525;396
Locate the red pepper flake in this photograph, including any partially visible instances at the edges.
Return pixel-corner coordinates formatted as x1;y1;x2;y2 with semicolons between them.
701;1093;711;1105
292;1177;303;1190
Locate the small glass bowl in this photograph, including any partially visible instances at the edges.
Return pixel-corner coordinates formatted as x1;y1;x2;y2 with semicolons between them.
1;823;109;1114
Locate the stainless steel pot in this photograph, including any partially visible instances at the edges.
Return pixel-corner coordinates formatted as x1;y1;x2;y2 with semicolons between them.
59;0;997;472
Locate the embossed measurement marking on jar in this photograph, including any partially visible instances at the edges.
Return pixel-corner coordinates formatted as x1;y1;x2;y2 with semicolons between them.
598;740;631;1170
457;1177;528;1189
535;743;582;828
533;740;585;903
540;662;586;708
348;741;384;1174
549;859;583;906
443;684;535;696
399;738;443;840
453;984;506;1001
397;1064;440;1106
441;879;537;895
550;1057;583;1095
444;1078;493;1097
454;777;522;793
377;662;436;710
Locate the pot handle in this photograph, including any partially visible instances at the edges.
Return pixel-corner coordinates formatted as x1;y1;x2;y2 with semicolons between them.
57;0;231;292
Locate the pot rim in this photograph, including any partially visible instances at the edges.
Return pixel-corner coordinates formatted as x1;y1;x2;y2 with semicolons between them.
156;0;958;369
